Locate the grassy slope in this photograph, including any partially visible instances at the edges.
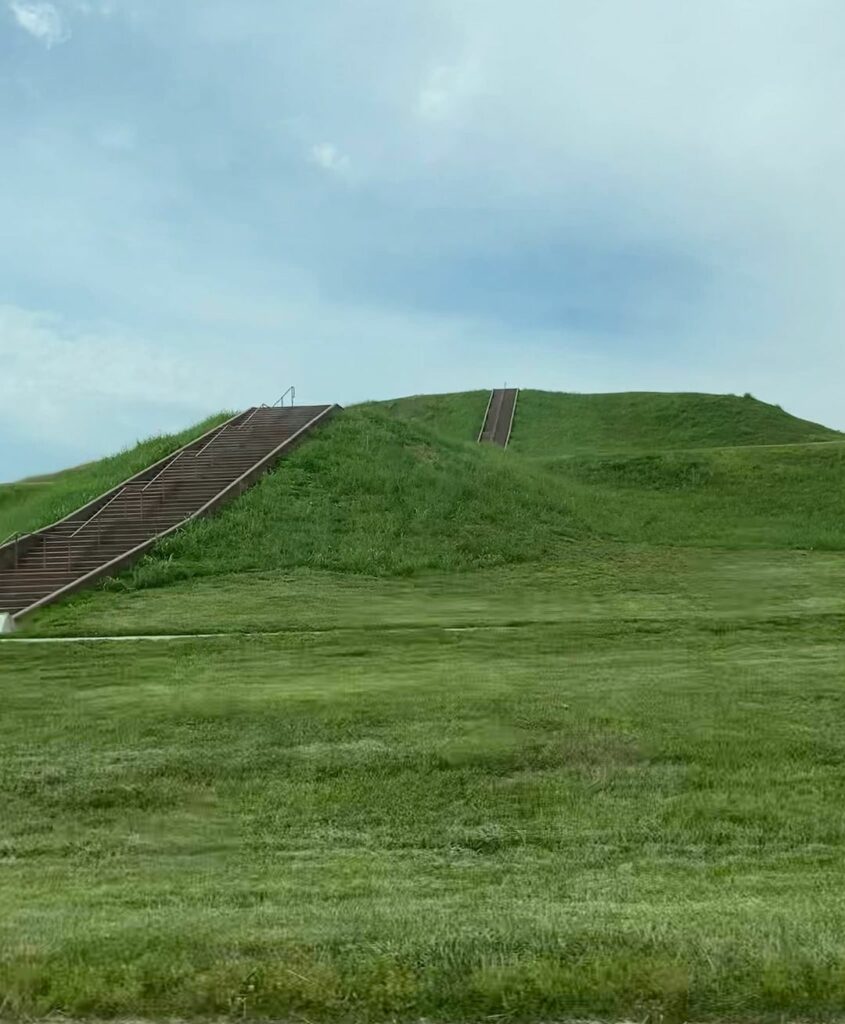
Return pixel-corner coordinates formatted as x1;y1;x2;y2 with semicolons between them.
372;389;491;444
548;443;845;550
0;413;232;542
378;389;843;453
5;390;845;1022
115;397;845;592
509;389;843;456
121;405;586;588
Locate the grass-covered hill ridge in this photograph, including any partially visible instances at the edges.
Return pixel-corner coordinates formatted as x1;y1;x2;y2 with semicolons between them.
377;389;842;454
131;389;845;585
4;389;845;590
130;406;587;586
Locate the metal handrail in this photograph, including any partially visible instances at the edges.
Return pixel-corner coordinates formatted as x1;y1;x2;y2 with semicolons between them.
1;531;30;570
70;487;129;539
273;386;295;407
142;452;183;492
239;406;266;429
195;424;229;457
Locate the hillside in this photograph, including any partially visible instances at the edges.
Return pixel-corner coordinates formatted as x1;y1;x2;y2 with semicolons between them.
548;442;845;550
379;389;842;454
6;390;845;1023
126;406;587;589
5;391;845;595
121;394;845;590
372;390;491;444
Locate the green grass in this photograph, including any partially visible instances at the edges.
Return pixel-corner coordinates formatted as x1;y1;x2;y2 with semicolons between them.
0;413;232;543
110;400;845;593
4;388;845;1022
4;551;845;1022
508;390;843;456
25;544;845;639
545;442;845;550
373;389;491;443
377;388;842;453
118;405;587;589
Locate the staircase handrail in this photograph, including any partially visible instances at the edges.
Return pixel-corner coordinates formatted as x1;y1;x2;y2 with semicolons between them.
0;410;248;563
194;425;229;457
142;451;185;492
273;386;296;408
70;487;129;539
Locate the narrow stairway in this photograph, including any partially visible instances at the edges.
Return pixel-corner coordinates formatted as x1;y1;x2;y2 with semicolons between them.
0;404;336;626
478;388;519;447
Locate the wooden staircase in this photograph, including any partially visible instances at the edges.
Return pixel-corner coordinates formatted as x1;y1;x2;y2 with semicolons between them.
0;404;337;628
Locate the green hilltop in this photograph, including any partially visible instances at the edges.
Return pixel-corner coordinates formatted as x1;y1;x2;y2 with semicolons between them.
4;390;845;587
377;388;841;453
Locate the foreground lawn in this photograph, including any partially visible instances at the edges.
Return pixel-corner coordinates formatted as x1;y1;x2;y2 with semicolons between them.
3;554;845;1022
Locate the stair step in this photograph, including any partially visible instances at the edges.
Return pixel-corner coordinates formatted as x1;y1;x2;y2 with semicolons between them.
0;404;335;619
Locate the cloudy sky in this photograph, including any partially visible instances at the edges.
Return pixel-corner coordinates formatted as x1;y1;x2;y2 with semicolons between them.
1;0;844;479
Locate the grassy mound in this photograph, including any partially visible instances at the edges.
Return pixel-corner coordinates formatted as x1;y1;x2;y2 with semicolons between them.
509;390;842;455
128;406;587;587
4;390;844;589
121;394;845;591
6;391;845;1023
380;389;841;454
0;413;231;543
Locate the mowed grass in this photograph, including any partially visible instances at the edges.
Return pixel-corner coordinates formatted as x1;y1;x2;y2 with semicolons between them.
5;388;845;1022
24;544;845;639
3;575;845;1022
0;413;232;543
508;390;842;456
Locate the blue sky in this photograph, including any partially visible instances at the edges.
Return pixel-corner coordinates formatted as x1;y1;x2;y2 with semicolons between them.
2;0;844;480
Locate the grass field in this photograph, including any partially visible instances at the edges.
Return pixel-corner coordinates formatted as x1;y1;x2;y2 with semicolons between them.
3;390;845;1022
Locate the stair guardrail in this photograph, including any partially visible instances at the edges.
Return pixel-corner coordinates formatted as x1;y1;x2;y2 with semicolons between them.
273;386;296;408
195;425;229;457
143;453;181;492
70;486;130;540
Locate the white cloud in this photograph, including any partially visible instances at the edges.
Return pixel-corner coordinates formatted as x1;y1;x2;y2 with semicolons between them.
417;61;480;120
8;1;69;47
309;142;350;175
